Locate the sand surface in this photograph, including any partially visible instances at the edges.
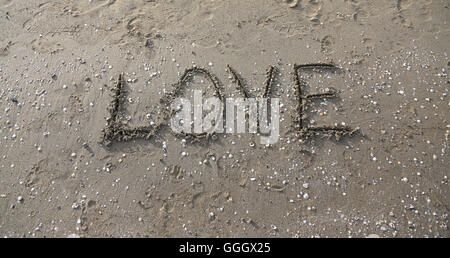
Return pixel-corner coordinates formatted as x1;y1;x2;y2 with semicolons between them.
0;0;448;237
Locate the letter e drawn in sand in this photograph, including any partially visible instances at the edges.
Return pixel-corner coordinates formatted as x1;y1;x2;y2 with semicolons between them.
292;63;358;140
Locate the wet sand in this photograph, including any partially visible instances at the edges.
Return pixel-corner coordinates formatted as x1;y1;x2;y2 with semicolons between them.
0;0;448;237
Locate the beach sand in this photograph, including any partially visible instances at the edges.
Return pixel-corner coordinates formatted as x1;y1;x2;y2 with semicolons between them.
0;0;448;237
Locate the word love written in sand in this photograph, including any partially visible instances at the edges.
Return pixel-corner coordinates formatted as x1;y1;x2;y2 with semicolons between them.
101;63;358;146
